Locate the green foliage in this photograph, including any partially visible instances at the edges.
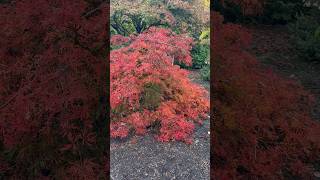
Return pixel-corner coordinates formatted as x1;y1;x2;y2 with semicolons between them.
110;10;161;36
111;0;209;39
191;43;209;69
289;10;320;62
110;10;135;36
168;6;199;37
140;83;164;110
315;26;320;39
110;0;173;36
262;0;306;24
167;0;209;38
199;28;210;44
200;65;210;81
198;26;210;80
199;28;209;41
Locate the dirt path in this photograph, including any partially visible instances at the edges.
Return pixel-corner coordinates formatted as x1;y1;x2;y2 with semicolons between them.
245;25;320;121
110;70;210;180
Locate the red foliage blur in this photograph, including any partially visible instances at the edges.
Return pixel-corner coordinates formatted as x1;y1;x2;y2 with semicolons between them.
0;0;108;178
212;12;320;179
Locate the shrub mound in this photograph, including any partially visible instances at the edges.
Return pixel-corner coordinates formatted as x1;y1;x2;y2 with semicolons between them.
110;27;209;143
212;12;320;179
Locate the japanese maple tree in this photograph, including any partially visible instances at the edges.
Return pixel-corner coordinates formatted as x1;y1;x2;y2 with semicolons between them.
110;27;209;143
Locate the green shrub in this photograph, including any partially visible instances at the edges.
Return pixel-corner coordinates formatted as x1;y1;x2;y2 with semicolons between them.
289;9;320;62
191;43;209;69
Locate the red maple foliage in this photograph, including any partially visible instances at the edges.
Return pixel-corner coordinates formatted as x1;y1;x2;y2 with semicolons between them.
0;0;108;178
212;12;320;179
110;27;209;143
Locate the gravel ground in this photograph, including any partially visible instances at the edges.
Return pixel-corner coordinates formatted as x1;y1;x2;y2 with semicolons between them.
110;70;210;180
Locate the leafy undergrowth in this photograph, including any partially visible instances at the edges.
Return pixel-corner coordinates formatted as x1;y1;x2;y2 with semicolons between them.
212;12;320;179
110;27;209;143
0;1;108;178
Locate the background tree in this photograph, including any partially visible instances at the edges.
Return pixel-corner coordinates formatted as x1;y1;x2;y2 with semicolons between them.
110;0;175;36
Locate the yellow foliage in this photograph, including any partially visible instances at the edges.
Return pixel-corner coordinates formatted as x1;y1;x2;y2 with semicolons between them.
204;0;210;8
199;27;210;44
